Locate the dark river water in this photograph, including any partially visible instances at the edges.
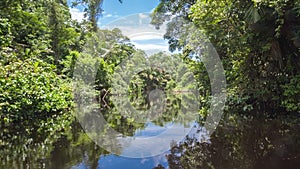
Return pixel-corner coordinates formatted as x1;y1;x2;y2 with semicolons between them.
1;112;299;169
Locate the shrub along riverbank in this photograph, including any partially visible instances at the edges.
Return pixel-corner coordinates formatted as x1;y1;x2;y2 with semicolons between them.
0;0;299;147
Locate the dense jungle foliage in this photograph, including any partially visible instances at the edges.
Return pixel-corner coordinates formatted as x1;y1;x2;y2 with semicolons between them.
151;0;300;114
0;0;299;168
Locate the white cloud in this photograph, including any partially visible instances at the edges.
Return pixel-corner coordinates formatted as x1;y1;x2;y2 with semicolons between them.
103;13;120;19
105;14;113;18
139;13;148;19
130;34;163;41
100;13;171;56
70;8;85;22
130;33;169;55
132;42;169;56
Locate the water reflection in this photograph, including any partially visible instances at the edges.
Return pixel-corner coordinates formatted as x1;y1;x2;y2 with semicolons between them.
1;112;300;168
73;51;200;157
69;153;169;169
55;113;300;169
160;114;300;169
97;154;168;169
46;121;173;169
134;122;170;137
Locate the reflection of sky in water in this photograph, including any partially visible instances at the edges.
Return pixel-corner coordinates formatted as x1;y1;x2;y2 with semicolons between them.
71;122;209;169
97;154;169;169
70;122;171;169
71;154;169;169
134;122;172;138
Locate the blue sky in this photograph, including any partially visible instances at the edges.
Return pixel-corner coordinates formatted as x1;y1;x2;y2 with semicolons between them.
101;0;160;25
68;0;171;55
69;0;160;26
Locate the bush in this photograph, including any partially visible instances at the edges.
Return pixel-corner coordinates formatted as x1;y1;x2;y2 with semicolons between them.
0;57;73;125
282;74;300;113
0;18;12;48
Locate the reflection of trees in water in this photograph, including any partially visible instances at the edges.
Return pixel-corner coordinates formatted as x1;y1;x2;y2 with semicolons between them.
0;118;111;169
112;51;199;127
127;67;181;126
0;127;55;168
129;68;172;110
46;122;110;169
155;115;300;169
102;107;146;137
0;111;74;168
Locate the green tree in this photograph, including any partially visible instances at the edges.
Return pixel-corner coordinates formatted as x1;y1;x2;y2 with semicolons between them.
190;0;300;112
0;0;81;70
47;0;81;69
151;0;300;113
72;0;123;31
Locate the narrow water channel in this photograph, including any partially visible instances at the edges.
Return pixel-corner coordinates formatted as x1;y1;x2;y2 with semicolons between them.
1;113;299;169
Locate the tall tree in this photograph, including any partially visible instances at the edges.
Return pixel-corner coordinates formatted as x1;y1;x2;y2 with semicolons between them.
151;0;300;113
72;0;123;31
47;0;80;69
